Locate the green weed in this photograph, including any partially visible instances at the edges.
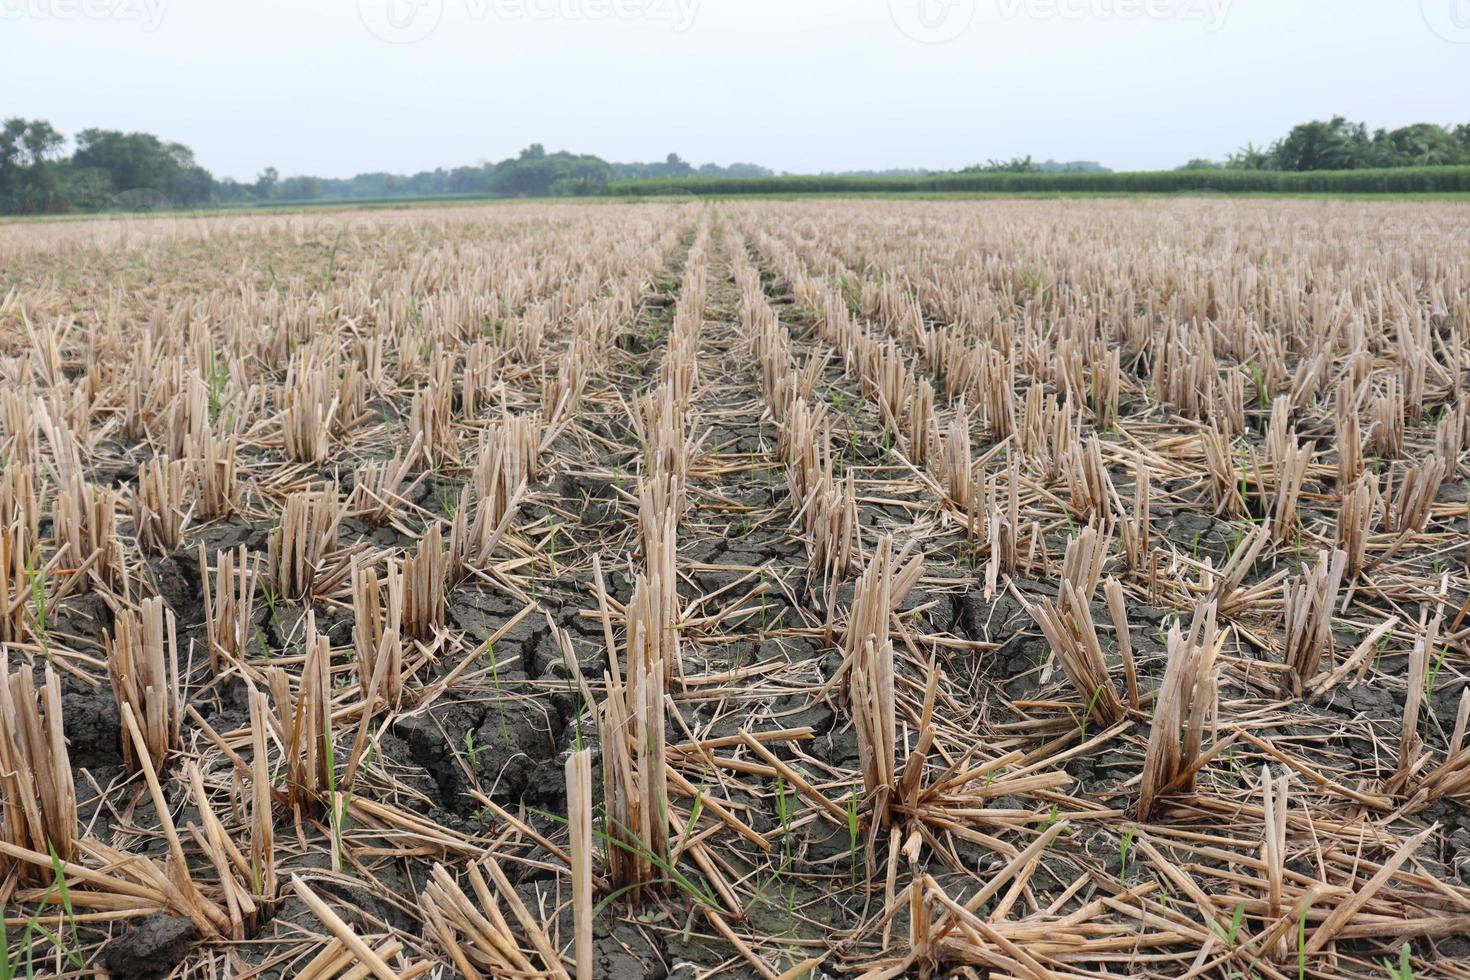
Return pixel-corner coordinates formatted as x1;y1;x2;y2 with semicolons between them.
1210;901;1246;947
1384;943;1414;980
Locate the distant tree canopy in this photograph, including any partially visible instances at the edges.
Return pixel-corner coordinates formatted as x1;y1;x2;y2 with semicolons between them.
1;119;215;214
260;147;774;203
251;147;774;201
964;156;1041;174
1209;117;1470;171
0;118;66;213
72;129;216;207
6;114;1470;216
962;157;1111;174
0;119;777;214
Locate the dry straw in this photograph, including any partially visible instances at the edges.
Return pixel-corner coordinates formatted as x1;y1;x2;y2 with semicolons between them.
421;859;569;978
1280;549;1347;696
106;596;181;774
351;436;421;526
352;562;406;706
409;376;457;471
1371;377;1404;459
3;196;1468;978
1063;435;1116;521
904;377;935;465
401;523;447;641
1260;766;1291;961
566;748;594;980
282;357;336;464
133;455;188;555
837;535;924;690
54;473;127;593
1419;689;1470;802
1387;454;1447;535
1336;476;1377;576
842;537;928;830
0;655;75;883
261;614;335;816
939;406;981;535
984;456;1021;597
1395;608;1444;793
1;519;30;644
270;486;351;601
1270;440;1313;545
192;428;239;520
1139;601;1221;820
1201;424;1243;518
200;544;259;674
1207;521;1285;618
599;570;670;903
1117;460;1151;573
1022;528;1126;728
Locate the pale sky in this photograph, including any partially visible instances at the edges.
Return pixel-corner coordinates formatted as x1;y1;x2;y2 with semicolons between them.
4;0;1468;180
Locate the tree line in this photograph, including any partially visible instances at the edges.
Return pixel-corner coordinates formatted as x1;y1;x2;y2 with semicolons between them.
0;123;773;215
962;156;1110;174
225;144;775;204
1184;116;1470;172
0;119;213;214
5;115;1470;216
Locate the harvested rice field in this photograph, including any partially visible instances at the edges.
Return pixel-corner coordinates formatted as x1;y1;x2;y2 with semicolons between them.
1;198;1469;979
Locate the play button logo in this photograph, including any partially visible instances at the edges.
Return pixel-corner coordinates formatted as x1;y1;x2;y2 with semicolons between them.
1423;0;1470;42
890;0;976;44
359;0;444;43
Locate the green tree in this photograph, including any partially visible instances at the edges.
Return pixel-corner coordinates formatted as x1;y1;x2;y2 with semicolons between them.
1369;123;1467;167
0;117;66;213
963;156;1040;174
1270;116;1372;170
487;146;610;196
1226;142;1272;170
72;129;215;206
275;175;323;200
